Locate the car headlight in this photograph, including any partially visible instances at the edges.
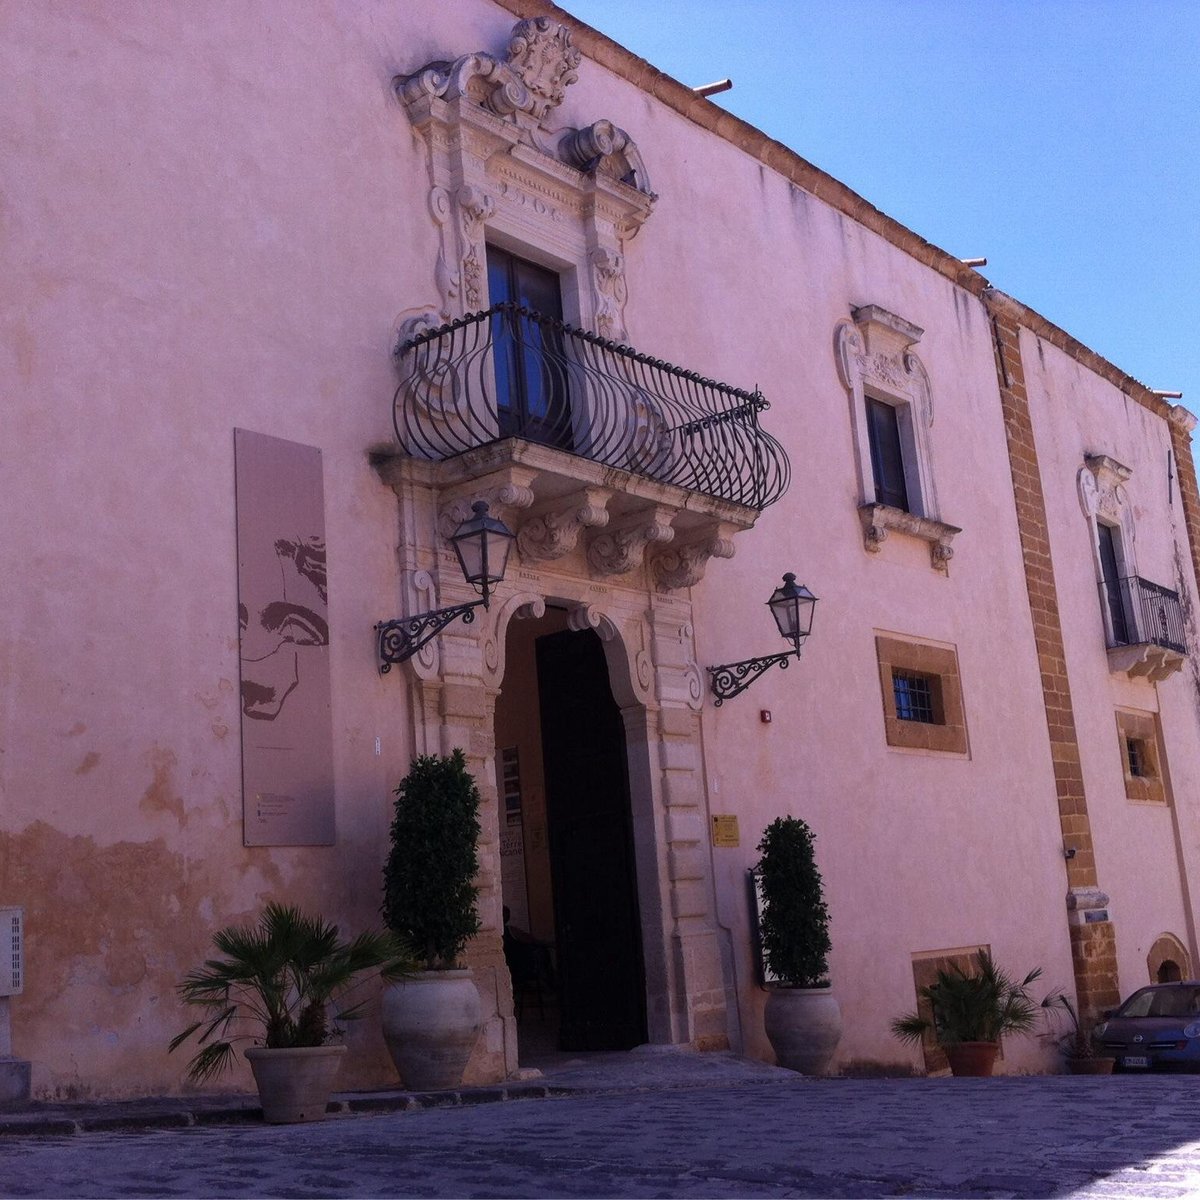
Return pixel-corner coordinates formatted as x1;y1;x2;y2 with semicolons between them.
1094;1022;1108;1038
1183;1022;1200;1039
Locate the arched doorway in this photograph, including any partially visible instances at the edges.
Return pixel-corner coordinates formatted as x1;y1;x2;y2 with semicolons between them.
1147;933;1192;983
494;606;648;1061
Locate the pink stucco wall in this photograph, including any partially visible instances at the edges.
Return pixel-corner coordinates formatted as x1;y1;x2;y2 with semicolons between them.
3;0;1196;1097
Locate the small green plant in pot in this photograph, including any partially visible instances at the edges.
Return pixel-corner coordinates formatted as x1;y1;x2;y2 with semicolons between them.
1041;990;1114;1074
168;902;410;1123
756;816;842;1074
891;949;1045;1076
381;749;484;1089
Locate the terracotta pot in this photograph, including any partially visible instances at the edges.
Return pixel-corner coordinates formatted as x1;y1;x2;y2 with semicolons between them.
245;1045;346;1123
382;969;481;1090
763;987;843;1075
1066;1056;1115;1075
945;1041;999;1077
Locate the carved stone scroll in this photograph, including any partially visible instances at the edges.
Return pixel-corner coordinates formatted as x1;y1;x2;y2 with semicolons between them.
517;488;611;563
650;525;736;592
437;482;536;540
587;505;675;577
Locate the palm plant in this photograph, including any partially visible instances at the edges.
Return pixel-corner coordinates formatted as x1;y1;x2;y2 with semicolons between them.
169;902;411;1083
1041;990;1096;1059
891;950;1044;1047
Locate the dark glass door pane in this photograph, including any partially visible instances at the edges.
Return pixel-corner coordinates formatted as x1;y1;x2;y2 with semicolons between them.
486;246;573;451
867;397;909;511
1098;524;1130;644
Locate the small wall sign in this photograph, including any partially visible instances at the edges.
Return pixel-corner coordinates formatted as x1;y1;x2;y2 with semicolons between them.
711;814;740;848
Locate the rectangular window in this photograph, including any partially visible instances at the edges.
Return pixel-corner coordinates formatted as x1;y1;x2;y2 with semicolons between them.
866;396;909;512
893;671;935;723
1116;710;1166;804
1126;737;1146;778
876;635;968;755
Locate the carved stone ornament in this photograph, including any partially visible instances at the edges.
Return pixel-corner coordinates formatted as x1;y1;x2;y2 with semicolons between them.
517;488;611;562
396;21;653;197
1078;455;1133;528
650;528;736;592
859;503;960;575
587;506;675;577
437;482;536;540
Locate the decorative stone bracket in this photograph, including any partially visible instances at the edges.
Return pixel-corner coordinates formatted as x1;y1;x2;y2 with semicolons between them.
1107;642;1185;683
587;505;675;577
517;487;611;562
859;503;960;574
376;440;758;594
650;525;736;592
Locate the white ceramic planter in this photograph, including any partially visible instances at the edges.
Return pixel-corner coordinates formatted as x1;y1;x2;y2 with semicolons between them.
382;969;482;1090
245;1044;346;1123
764;987;843;1075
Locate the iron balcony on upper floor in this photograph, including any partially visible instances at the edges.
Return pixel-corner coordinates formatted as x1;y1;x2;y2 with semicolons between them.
392;304;790;513
1101;574;1188;681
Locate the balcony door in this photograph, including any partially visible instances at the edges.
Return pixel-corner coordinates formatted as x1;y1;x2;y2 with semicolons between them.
487;246;574;452
1098;523;1131;645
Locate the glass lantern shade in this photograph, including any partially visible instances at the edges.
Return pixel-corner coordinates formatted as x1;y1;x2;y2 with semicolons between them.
767;572;817;647
450;500;516;597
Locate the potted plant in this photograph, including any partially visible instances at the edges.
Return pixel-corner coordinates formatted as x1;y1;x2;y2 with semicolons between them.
169;902;410;1122
891;949;1045;1076
755;816;842;1074
1042;990;1115;1074
381;749;484;1090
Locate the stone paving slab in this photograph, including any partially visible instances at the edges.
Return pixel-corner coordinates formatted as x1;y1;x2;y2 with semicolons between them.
3;1073;1200;1198
0;1048;796;1137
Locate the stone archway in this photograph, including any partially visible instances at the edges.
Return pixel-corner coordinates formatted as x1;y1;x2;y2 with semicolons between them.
387;552;730;1083
1147;933;1191;983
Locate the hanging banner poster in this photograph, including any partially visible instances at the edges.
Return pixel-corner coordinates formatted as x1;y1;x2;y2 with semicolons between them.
234;429;335;845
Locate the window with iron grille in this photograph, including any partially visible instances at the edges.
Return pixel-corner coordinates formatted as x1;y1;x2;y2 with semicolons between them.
893;670;935;723
1126;737;1148;779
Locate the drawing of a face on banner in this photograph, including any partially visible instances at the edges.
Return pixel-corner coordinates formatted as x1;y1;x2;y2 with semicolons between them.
234;429;335;846
238;536;328;721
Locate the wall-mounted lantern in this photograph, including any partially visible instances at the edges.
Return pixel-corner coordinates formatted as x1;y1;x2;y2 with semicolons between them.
376;501;515;673
708;573;817;705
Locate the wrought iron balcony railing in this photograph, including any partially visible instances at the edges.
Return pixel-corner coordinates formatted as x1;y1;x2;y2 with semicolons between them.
1100;575;1186;655
393;304;790;510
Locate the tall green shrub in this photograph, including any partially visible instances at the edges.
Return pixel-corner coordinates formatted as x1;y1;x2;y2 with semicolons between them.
755;816;831;988
382;750;481;970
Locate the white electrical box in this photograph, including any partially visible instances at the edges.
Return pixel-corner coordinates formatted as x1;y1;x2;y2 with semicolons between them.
0;908;23;996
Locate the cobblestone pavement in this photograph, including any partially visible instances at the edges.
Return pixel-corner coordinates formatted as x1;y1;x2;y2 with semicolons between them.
5;1075;1200;1198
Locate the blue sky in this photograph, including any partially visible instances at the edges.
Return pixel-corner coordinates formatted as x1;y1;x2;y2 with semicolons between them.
565;1;1198;414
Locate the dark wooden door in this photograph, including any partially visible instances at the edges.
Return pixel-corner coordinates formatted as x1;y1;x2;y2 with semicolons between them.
486;245;573;451
536;628;647;1051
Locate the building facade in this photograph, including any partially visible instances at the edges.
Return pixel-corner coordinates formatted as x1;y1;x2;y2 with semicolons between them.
4;0;1200;1099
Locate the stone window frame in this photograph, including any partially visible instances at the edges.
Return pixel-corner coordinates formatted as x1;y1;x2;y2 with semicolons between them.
876;634;969;755
1078;455;1140;647
1115;708;1167;805
835;305;960;574
909;945;992;1074
394;18;656;347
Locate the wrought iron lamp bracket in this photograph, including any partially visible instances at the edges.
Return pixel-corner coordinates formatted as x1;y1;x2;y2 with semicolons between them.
708;646;799;706
376;599;486;672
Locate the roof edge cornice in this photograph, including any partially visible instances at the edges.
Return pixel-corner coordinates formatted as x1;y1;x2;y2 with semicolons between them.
493;0;1182;431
